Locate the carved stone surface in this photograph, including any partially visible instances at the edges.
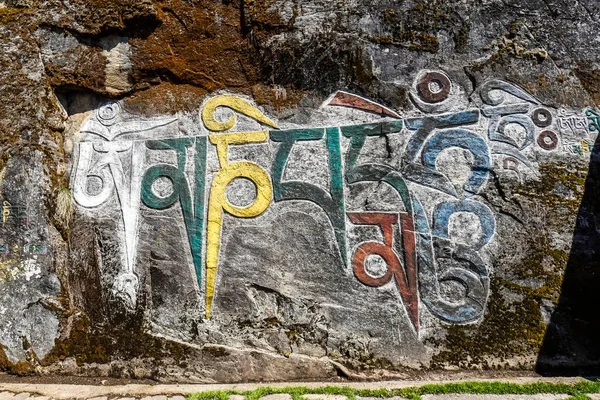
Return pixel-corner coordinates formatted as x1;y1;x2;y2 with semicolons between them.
1;0;600;382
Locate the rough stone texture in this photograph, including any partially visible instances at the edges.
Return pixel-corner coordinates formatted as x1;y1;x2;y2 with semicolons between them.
257;395;292;400
0;377;590;398
0;394;579;400
302;395;348;400
1;0;600;383
420;396;569;400
357;397;406;400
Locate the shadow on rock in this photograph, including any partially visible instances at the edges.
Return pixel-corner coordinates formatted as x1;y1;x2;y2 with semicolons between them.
536;133;600;375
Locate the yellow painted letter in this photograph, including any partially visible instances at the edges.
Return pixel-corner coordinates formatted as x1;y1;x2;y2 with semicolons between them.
203;96;278;319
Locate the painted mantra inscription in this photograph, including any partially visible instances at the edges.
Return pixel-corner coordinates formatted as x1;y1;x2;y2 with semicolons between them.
71;72;599;333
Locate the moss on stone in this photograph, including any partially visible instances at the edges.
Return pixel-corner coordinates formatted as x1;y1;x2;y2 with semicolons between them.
516;163;587;216
574;63;600;106
42;311;190;371
378;0;471;54
471;19;549;72
429;162;587;368
428;276;547;369
0;340;36;376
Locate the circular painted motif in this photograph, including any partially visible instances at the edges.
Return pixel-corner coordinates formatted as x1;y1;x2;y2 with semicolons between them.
97;102;121;126
416;71;451;103
537;130;559;150
532;108;552;127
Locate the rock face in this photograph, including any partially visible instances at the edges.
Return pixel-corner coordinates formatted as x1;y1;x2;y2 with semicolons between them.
0;0;599;382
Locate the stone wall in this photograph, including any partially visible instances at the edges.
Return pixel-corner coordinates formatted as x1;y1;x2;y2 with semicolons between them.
0;0;599;382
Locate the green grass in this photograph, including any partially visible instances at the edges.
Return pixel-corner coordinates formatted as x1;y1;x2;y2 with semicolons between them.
567;394;592;400
187;380;600;400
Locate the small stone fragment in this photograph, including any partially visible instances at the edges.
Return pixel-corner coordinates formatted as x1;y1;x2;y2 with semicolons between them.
357;397;406;400
301;395;348;400
259;395;293;400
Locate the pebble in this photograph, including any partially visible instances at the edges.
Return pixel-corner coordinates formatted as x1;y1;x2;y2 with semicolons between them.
301;395;348;400
258;395;293;400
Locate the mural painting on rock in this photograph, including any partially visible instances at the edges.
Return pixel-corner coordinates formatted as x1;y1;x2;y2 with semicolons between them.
52;69;598;370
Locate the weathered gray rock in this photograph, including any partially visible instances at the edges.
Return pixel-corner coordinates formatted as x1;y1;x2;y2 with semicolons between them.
0;0;600;383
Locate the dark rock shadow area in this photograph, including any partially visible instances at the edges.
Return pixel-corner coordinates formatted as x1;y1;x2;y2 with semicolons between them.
536;133;600;375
